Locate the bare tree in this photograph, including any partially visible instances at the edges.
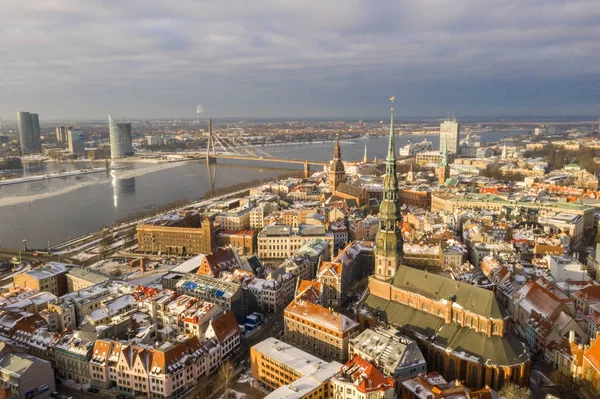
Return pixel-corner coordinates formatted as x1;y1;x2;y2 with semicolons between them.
550;370;573;393
217;361;236;399
195;384;208;399
498;381;531;399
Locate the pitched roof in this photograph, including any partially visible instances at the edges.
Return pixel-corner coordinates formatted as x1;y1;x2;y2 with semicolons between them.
209;311;240;344
335;183;366;198
572;286;600;304
285;299;358;333
203;248;243;277
335;355;394;393
364;296;528;367
391;266;504;319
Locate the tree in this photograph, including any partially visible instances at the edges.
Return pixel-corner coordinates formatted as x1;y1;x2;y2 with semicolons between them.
217;361;236;399
48;150;62;161
550;370;573;392
195;384;208;399
499;381;531;399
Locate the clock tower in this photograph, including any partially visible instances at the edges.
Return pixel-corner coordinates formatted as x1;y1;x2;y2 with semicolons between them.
374;97;404;280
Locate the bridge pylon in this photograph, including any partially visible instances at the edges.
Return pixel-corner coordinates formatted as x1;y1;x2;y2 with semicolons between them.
206;118;217;163
304;161;310;178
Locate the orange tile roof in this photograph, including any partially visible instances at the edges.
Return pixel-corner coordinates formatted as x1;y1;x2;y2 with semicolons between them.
338;355;394;393
318;261;342;276
533;244;563;255
585;334;600;373
297;280;322;295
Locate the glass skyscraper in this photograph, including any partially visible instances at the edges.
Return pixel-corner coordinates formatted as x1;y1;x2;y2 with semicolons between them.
17;111;42;153
108;115;134;159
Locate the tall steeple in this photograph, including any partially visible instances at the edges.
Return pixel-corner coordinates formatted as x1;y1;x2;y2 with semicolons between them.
438;133;450;184
441;133;449;167
329;133;345;192
334;133;341;161
374;97;404;281
363;142;368;163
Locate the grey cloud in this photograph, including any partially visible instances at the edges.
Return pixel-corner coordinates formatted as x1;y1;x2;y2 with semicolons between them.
0;0;599;119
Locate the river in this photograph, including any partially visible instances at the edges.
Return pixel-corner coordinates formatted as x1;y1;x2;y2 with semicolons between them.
0;130;520;249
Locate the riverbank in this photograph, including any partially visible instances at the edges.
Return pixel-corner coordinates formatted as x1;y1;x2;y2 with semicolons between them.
0;166;132;186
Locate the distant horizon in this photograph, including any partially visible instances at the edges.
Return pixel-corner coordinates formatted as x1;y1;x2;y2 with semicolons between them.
2;114;599;125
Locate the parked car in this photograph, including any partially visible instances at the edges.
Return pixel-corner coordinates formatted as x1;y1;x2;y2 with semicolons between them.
87;387;99;393
50;392;60;398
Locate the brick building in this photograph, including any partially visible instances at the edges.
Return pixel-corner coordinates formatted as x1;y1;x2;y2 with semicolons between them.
284;281;360;362
136;217;215;255
215;229;256;255
398;189;431;210
360;268;531;391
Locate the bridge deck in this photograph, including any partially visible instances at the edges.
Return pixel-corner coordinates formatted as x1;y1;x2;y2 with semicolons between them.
207;154;328;166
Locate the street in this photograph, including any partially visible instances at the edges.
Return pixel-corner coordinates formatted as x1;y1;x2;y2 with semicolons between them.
184;311;284;399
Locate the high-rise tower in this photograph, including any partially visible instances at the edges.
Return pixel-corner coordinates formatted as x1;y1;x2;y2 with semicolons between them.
329;134;345;192
440;117;460;156
374;97;403;280
17;111;41;154
108;115;134;159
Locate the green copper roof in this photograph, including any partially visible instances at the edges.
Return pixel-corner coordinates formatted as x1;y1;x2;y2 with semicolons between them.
386;106;395;163
391;266;505;319
363;294;529;366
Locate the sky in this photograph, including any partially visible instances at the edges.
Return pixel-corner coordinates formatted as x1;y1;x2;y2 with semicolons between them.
1;0;599;120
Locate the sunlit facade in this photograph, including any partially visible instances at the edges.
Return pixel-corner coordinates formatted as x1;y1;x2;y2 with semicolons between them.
108;114;134;159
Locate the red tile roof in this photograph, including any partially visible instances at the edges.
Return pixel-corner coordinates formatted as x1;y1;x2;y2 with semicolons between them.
337;355;394;393
209;311;240;344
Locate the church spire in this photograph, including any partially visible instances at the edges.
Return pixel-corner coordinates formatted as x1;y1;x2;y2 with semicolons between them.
363;142;368;163
441;132;449;167
374;96;404;281
334;133;341;161
386;97;396;162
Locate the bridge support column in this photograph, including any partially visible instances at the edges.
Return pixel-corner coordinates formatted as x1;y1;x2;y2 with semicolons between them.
304;161;310;178
207;156;217;164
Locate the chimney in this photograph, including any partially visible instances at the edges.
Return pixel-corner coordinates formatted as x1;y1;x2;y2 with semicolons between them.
569;330;576;344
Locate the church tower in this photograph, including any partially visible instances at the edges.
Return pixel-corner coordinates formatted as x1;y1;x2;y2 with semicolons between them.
437;134;450;185
374;97;404;280
407;163;415;183
329;134;345;192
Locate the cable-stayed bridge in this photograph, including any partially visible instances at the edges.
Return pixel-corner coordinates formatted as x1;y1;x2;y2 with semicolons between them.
202;119;328;178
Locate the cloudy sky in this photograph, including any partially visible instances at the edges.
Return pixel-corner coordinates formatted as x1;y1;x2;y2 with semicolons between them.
1;0;599;120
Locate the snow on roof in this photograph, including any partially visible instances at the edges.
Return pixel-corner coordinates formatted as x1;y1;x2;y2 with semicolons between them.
286;299;358;333
253;337;341;378
25;262;69;280
172;254;206;273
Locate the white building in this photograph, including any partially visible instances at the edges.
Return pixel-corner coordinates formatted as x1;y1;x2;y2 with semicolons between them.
215;207;252;230
546;255;591;283
258;224;334;260
440;117;460;155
